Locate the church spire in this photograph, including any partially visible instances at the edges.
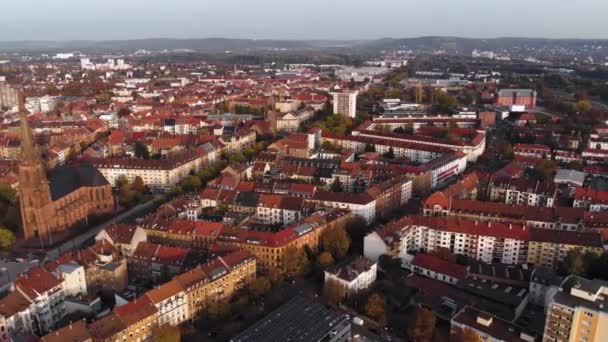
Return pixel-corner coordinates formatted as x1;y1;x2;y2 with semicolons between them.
18;91;40;163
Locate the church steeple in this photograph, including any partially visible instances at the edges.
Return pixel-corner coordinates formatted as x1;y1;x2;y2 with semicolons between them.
18;91;40;164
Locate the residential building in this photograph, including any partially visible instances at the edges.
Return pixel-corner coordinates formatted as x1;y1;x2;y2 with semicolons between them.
543;276;608;342
331;90;358;118
217;210;351;271
324;257;377;299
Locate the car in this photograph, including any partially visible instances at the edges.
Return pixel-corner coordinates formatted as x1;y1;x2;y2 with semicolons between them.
351;317;364;326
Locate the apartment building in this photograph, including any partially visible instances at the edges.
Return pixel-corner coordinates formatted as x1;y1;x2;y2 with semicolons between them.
489;178;557;207
527;230;604;269
573;187;608;212
544;276;608;342
217;210;351;271
331;90;358;118
324;256;377;299
89;147;209;189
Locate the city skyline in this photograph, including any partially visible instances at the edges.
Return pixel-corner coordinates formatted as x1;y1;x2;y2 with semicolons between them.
1;0;607;41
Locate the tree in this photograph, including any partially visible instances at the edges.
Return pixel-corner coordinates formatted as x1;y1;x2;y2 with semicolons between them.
267;266;284;286
322;226;351;259
115;175;129;188
330;178;343;192
558;249;589;276
344;215;368;253
208;300;231;320
383;147;395;159
152;325;181;342
317;251;335;268
0;185;16;204
283;247;309;276
408;306;436;342
433;247;456;263
228;152;247;164
576;99;593;113
181;175;202;192
134;141;150;160
365;293;387;324
132;176;146;194
324;279;345;305
0;228;15;250
535;159;557;181
453;327;482;342
249;276;271;297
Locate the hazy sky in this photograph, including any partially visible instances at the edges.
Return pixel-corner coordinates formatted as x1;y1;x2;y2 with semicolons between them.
2;0;607;41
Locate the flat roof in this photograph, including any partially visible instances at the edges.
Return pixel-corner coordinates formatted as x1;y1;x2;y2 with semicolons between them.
230;296;350;342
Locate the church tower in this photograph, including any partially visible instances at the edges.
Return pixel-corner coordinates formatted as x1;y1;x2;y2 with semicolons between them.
17;91;54;241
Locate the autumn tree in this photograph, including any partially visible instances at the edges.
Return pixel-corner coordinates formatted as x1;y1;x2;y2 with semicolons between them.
322;226;351;259
249;276;271;298
408;306;437;342
132;176;146;194
364;293;387;324
207;300;231;320
535;159;557;181
324;279;345;305
576;99;592;113
317;251;335;268
452;327;482;342
152;325;181;342
267;266;284;286
283;247;310;276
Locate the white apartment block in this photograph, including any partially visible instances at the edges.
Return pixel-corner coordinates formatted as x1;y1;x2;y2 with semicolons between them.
331;91;358;118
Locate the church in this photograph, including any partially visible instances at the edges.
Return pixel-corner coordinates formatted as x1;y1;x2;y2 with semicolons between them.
18;96;115;244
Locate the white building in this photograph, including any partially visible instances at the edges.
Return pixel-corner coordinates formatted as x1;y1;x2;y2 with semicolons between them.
331;91;358;118
146;280;189;327
324;257;377;297
56;262;87;297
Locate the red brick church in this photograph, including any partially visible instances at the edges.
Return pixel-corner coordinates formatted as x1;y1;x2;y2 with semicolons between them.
18;95;115;244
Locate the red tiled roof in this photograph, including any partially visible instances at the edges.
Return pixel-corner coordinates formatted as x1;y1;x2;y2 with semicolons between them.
412;253;468;280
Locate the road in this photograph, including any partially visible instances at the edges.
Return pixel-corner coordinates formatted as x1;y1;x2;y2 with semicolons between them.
44;198;159;260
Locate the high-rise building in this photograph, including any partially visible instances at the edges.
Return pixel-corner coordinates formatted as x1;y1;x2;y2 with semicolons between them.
331;90;358;118
543;276;608;342
0;76;18;109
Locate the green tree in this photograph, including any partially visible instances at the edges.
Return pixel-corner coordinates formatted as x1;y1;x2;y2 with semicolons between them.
408;306;436;342
365;293;387;324
322;226;351;259
152;325;181;342
0;228;16;250
181;175;202;192
317;251;335;268
134;141;150;160
249;276;271;298
283;247;309;276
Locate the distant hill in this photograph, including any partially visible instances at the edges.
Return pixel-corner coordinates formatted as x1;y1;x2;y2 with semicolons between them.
0;36;606;55
0;38;360;53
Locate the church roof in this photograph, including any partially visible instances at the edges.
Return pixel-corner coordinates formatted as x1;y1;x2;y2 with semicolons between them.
49;161;109;200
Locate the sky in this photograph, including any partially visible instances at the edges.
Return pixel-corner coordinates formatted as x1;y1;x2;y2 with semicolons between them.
1;0;607;41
